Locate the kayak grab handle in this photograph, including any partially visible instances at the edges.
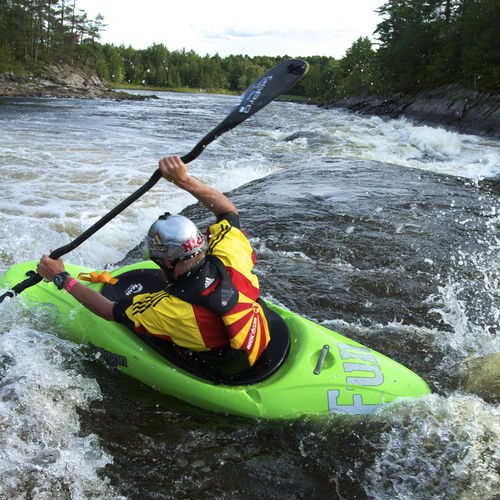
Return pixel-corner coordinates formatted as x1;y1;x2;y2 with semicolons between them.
313;345;330;375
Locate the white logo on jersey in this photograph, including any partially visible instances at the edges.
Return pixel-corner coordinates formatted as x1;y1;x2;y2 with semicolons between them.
125;283;144;296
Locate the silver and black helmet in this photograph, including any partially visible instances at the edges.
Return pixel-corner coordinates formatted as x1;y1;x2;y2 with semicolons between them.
145;213;207;262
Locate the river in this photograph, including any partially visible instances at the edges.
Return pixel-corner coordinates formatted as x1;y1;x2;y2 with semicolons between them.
0;91;498;499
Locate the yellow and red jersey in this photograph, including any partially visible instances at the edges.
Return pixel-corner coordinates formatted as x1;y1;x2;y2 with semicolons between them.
113;213;270;366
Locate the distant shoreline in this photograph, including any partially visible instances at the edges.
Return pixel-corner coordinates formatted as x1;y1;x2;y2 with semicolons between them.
113;83;237;96
0;70;311;104
0;64;154;101
1;65;497;139
112;83;312;104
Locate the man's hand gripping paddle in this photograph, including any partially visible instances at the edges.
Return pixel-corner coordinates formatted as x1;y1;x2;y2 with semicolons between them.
0;59;309;303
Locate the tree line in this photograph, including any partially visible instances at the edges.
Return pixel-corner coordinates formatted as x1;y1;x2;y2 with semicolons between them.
0;0;497;100
0;0;104;65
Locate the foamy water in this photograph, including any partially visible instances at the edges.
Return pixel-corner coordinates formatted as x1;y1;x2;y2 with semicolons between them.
0;302;121;499
365;394;500;499
0;92;498;499
1;94;498;269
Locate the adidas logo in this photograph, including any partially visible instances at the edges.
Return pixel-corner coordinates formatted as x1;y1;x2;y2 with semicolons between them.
204;277;215;289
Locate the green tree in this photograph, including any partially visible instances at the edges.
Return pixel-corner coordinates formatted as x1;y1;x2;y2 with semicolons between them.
0;0;108;69
456;0;499;89
119;45;145;84
101;43;124;82
375;0;499;92
142;43;170;86
375;0;441;91
337;37;378;96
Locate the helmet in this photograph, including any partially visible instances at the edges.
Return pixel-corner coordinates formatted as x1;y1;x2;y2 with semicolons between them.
145;213;207;262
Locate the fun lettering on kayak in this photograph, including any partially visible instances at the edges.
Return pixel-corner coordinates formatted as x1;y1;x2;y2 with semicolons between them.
328;342;384;415
327;390;380;415
339;342;384;385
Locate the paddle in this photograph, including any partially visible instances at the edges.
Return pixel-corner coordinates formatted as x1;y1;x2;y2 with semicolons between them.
0;59;309;303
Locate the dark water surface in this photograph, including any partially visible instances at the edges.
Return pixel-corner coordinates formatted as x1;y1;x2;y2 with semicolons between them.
106;158;499;499
0;92;498;499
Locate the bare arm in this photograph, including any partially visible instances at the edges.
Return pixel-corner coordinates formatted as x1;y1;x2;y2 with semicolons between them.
37;255;115;321
159;156;238;216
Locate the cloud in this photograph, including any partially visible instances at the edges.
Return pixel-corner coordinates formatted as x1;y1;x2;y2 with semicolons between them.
78;0;382;58
199;26;375;57
205;31;274;40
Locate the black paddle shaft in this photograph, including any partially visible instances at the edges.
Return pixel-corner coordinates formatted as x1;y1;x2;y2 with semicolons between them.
0;59;309;302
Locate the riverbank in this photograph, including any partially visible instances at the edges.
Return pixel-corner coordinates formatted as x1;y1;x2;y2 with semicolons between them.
0;64;155;100
114;82;238;96
0;64;301;102
114;83;308;103
2;65;498;139
323;84;500;139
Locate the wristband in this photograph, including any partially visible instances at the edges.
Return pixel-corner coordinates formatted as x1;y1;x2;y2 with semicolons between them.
65;279;78;293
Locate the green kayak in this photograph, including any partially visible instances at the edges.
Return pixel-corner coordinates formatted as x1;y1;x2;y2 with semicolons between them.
1;260;431;419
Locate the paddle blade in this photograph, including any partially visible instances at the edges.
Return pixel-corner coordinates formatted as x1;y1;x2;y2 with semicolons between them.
181;59;309;164
227;59;309;126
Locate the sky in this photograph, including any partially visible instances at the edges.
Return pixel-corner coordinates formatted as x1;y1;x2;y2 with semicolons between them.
77;0;384;59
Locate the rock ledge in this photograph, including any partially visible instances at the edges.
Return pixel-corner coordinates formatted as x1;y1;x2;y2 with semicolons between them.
323;84;500;138
0;64;156;100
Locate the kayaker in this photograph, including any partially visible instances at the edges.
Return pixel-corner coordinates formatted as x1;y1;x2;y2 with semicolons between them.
37;155;271;375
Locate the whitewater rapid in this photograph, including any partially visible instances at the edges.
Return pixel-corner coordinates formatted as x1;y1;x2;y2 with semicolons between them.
0;91;498;500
